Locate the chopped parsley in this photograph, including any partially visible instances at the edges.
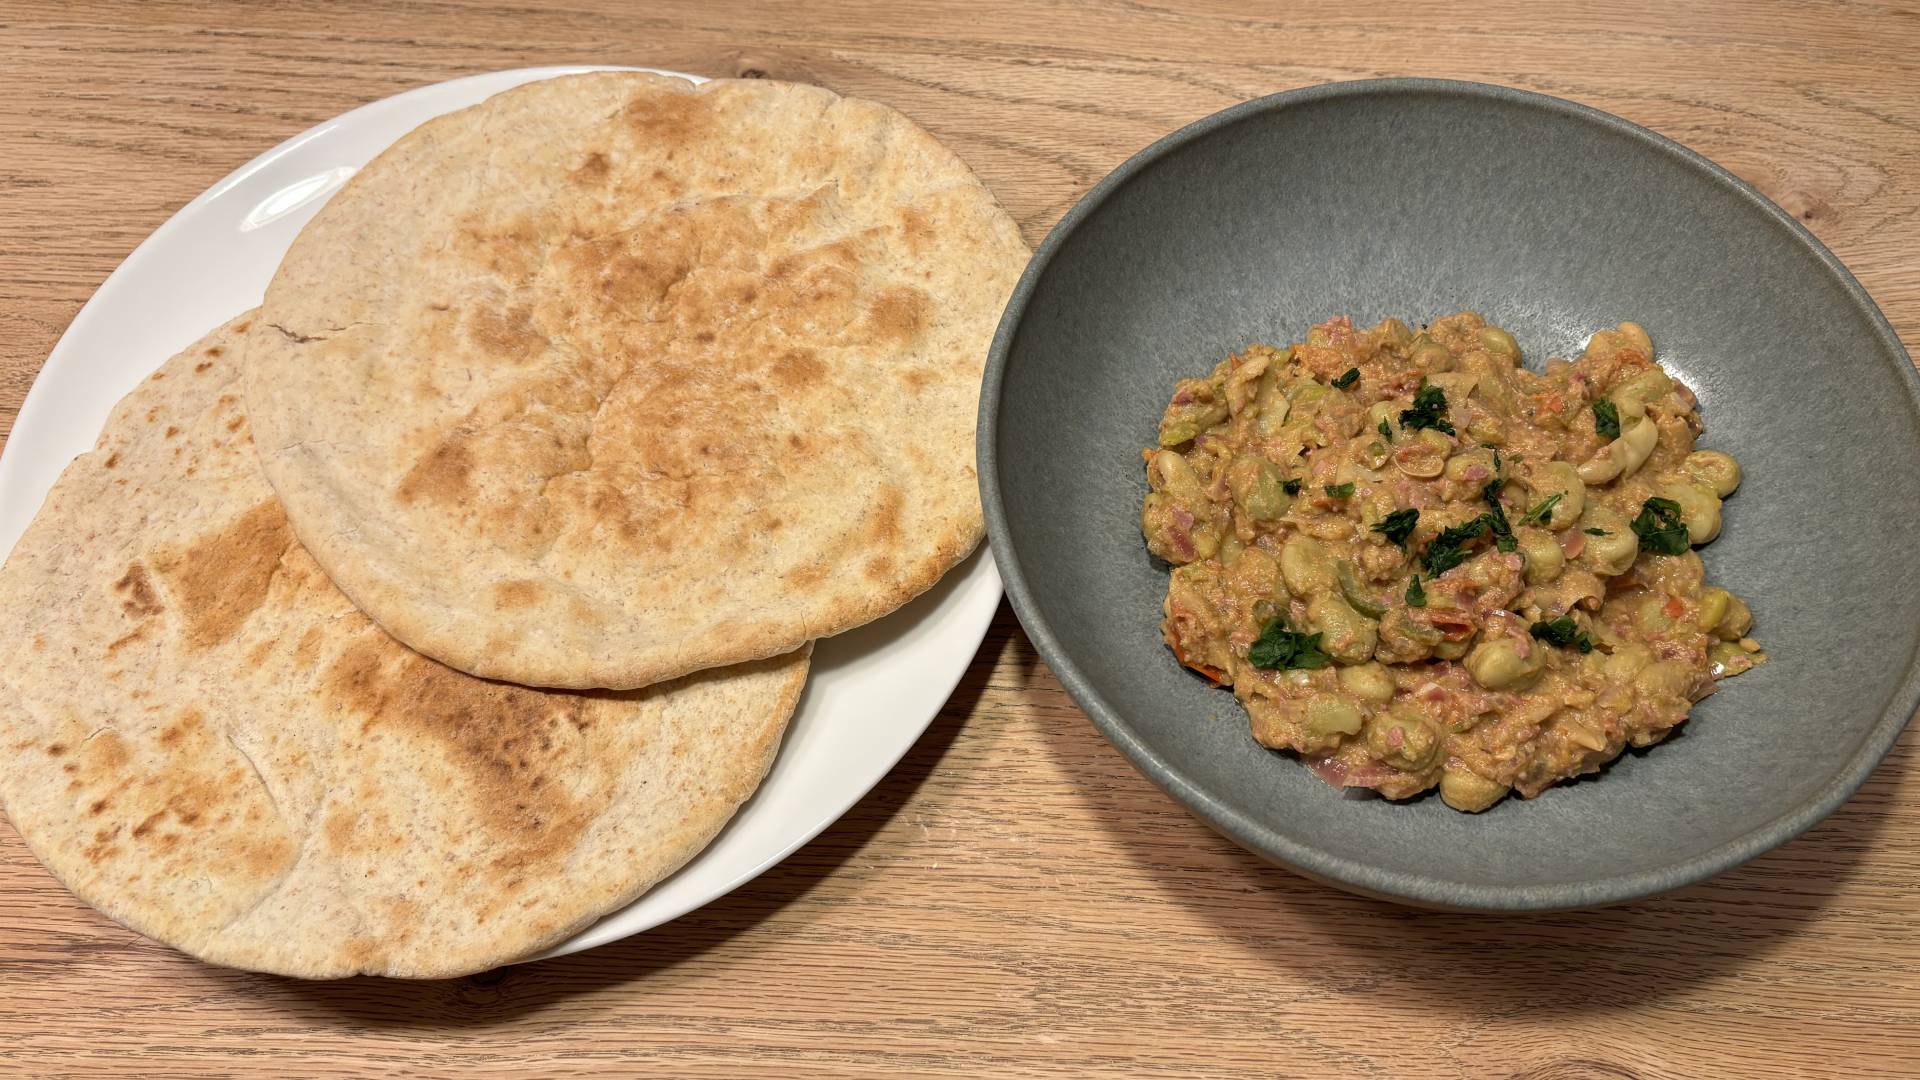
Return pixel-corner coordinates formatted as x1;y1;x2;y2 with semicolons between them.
1281;478;1303;496
1630;496;1690;555
1482;480;1517;552
1378;418;1393;441
1324;482;1355;499
1371;508;1420;547
1332;367;1360;390
1421;516;1491;576
1584;527;1608;536
1518;492;1563;526
1247;620;1331;670
1399;379;1455;435
1530;615;1594;653
1593;399;1621;439
1405;574;1427;608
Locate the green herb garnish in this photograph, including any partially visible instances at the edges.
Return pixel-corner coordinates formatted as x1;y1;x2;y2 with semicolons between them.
1281;478;1303;496
1332;367;1360;390
1593;399;1621;439
1518;492;1563;526
1371;508;1420;547
1399;379;1455;435
1482;481;1516;552
1378;418;1393;441
1530;615;1594;653
1630;496;1690;555
1247;620;1332;670
1421;516;1491;576
1405;575;1426;608
1324;482;1355;499
1584;527;1608;536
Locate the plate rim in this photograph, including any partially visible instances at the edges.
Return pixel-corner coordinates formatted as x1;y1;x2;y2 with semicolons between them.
978;76;1920;911
0;64;1002;962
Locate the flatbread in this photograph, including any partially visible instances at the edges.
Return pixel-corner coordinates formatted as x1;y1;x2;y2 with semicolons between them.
242;72;1028;689
0;314;809;978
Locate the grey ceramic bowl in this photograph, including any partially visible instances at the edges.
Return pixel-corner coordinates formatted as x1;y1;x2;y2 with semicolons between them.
979;78;1920;910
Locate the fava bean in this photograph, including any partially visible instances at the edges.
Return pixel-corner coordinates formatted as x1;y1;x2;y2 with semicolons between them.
1439;767;1509;812
1280;535;1337;595
1307;593;1379;663
1338;662;1398;703
1465;636;1547;691
1683;449;1741;497
1366;708;1443;771
1516;526;1565;585
1305;695;1365;737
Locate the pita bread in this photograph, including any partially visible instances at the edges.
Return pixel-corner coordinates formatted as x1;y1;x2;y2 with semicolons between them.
0;314;809;978
243;72;1028;689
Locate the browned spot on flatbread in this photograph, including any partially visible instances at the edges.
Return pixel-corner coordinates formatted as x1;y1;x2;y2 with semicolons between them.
320;634;598;861
103;452;120;469
620;86;708;143
151;500;293;648
863;486;903;547
567;597;604;628
785;562;828;590
863;554;895;581
226;416;245;432
769;348;826;391
396;436;475;506
898;206;935;255
572;151;610;183
207;345;224;357
112;564;163;617
194;361;214;373
164;426;180;439
99;721;291;879
323;807;357;854
157;710;202;747
454;215;544;279
862;286;929;344
468;304;543;361
106;625;149;653
493;579;542;610
82;730;129;774
567;232;695;310
294;627;325;666
46;743;66;758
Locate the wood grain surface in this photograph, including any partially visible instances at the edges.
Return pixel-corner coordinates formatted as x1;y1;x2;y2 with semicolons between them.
3;2;1918;1076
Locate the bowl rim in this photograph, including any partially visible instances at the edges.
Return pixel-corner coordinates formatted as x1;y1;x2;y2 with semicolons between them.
977;76;1920;911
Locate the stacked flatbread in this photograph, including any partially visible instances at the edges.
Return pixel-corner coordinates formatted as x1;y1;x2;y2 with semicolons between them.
0;73;1028;977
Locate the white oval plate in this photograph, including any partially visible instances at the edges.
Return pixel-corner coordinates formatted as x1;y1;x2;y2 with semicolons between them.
0;66;1001;963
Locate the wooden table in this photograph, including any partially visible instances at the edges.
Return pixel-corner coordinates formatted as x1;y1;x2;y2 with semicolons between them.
3;2;1917;1076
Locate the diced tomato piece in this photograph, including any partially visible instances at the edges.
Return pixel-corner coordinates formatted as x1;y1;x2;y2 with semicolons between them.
1168;632;1226;685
